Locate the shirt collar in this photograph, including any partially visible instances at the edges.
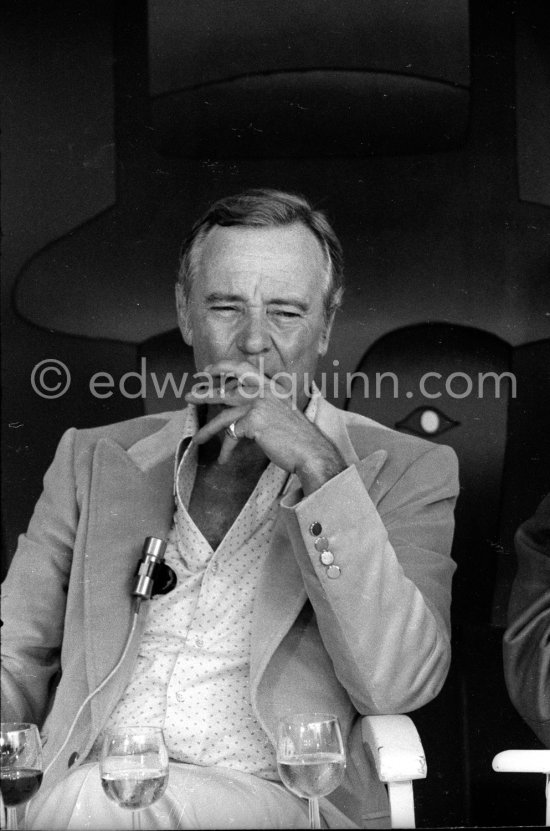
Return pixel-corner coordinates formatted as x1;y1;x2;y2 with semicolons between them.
304;382;321;424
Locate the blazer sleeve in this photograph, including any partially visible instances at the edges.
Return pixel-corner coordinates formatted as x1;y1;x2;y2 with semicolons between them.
280;442;458;715
1;429;79;726
503;494;550;747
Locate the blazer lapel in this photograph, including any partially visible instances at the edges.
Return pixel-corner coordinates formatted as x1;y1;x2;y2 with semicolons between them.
82;416;184;730
250;515;307;691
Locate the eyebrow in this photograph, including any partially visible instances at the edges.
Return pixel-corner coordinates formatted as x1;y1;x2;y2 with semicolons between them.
268;297;309;312
206;292;244;304
206;292;310;312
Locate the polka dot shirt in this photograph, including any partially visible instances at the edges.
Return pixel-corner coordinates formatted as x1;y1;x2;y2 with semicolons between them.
102;394;319;778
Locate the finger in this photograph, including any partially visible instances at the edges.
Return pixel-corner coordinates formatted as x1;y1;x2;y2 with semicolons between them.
185;383;243;407
205;361;264;387
206;361;292;403
217;433;241;465
185;380;264;408
188;375;240;394
191;405;249;446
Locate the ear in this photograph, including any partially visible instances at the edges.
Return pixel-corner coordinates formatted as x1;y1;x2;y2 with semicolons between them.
175;282;193;346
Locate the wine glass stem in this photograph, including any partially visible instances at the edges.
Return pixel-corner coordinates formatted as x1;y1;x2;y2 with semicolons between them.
308;797;321;829
6;806;19;830
132;810;141;831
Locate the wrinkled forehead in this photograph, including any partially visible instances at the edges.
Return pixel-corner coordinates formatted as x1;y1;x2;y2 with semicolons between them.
196;222;330;294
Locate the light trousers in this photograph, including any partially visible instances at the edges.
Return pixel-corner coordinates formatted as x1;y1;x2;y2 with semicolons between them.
27;762;358;830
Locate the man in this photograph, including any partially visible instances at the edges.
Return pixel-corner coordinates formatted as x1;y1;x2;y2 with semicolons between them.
504;493;550;747
1;189;459;828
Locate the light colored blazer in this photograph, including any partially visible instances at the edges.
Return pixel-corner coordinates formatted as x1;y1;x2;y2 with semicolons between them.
1;398;459;827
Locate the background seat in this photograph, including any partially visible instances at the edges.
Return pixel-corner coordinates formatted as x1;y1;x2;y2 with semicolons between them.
347;322;513;626
347;322;550;826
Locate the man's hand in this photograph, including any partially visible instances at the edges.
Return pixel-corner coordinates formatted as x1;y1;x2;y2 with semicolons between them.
185;360;346;495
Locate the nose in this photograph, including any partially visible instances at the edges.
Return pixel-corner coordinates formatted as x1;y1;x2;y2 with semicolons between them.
237;309;271;357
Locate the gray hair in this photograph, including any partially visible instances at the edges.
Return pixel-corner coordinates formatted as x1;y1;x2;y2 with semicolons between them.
177;188;344;322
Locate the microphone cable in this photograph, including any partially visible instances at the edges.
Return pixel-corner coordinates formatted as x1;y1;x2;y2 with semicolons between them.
42;537;168;778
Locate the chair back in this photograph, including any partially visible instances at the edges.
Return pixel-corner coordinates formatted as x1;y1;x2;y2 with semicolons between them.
346;321;512;625
346;323;550;826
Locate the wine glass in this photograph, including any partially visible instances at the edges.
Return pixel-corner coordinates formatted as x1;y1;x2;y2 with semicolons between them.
0;723;43;831
276;713;346;829
99;726;169;830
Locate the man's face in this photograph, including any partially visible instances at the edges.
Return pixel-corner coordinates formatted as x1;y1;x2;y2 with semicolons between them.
176;222;334;409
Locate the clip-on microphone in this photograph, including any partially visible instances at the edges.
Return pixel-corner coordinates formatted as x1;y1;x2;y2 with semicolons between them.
132;536;177;613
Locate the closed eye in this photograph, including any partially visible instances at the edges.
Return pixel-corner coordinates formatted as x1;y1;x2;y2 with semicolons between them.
270;310;301;318
211;304;239;313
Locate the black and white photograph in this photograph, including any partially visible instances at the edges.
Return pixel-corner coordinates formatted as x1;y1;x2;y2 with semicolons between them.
1;1;549;828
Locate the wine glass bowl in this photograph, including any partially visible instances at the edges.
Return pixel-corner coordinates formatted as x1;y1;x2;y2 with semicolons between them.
0;723;44;830
99;727;169;828
276;713;346;829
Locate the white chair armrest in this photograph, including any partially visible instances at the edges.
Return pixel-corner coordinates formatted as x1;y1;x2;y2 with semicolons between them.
361;715;426;829
492;749;550;773
362;715;427;783
493;750;550;826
